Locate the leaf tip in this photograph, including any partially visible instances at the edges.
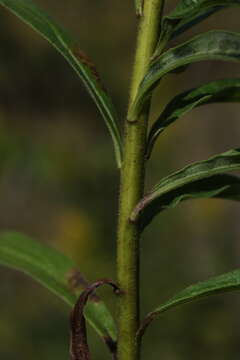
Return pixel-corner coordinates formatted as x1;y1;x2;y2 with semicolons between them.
103;336;117;355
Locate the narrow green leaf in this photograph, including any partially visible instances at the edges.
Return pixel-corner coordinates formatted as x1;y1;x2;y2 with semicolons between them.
134;174;240;229
138;268;240;338
147;79;240;158
155;8;219;58
129;31;240;121
155;0;240;57
0;231;117;342
166;0;240;38
131;149;240;228
166;0;238;22
0;0;122;167
169;7;222;39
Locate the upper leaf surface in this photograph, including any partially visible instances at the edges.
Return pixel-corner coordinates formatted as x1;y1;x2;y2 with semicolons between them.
129;31;240;121
156;0;240;55
147;78;240;158
131;149;240;228
167;0;239;20
0;0;122;167
0;231;117;342
138;268;240;338
157;268;240;312
165;0;240;38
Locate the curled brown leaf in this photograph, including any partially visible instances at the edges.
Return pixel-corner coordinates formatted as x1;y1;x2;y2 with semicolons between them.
69;279;121;360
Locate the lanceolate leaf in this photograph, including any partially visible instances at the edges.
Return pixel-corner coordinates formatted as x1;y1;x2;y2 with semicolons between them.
130;149;240;229
133;174;240;229
156;8;221;57
138;268;240;339
147;79;240;158
0;0;122;167
0;232;117;343
166;0;239;23
160;0;240;47
129;31;240;121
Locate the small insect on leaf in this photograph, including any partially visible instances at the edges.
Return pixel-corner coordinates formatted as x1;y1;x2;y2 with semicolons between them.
0;0;123;168
72;48;105;91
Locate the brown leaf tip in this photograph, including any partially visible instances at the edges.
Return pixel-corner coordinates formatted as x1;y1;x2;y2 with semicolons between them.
69;279;121;360
87;279;122;296
103;336;117;354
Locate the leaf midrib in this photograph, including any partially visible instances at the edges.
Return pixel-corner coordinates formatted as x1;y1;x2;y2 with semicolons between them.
149;162;240;203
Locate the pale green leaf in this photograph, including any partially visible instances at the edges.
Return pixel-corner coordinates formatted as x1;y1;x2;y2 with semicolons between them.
147;79;240;158
0;231;117;342
135;0;144;16
0;0;122;167
131;149;240;229
129;31;240;121
138;268;240;338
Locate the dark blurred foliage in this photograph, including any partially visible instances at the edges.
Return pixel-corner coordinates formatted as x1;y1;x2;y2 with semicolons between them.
0;1;240;359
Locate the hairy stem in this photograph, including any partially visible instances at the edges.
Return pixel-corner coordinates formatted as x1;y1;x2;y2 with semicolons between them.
116;1;164;360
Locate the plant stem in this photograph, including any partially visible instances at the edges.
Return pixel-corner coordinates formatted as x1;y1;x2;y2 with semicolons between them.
116;1;164;360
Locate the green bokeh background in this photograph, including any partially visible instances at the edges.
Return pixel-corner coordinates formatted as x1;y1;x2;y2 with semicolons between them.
0;1;240;359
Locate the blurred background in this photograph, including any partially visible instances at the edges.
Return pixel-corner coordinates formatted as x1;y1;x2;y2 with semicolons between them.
0;1;240;359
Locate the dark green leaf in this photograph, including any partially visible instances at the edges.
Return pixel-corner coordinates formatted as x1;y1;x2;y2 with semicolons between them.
129;31;240;121
131;149;240;229
167;1;239;36
156;0;240;57
0;0;122;167
0;231;117;342
138;268;240;338
170;7;222;39
147;79;240;158
166;0;238;22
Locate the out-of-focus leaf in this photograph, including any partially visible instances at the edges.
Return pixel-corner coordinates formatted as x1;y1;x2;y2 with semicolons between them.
138;268;240;338
147;79;240;158
135;0;143;16
130;149;240;229
0;0;122;167
0;232;117;342
129;31;240;121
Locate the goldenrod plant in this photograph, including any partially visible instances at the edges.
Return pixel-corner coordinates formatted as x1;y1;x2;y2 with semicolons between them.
1;1;240;359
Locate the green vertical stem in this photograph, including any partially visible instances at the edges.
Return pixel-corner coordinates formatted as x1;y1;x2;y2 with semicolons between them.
117;1;164;360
